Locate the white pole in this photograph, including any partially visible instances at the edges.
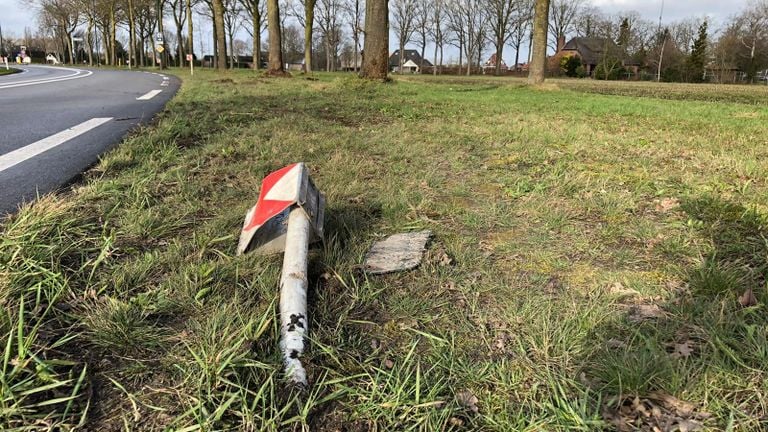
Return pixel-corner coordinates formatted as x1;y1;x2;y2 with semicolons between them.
279;206;311;386
4;57;7;70
190;57;194;76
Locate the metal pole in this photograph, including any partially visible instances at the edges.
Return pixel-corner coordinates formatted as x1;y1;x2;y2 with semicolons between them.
279;206;311;386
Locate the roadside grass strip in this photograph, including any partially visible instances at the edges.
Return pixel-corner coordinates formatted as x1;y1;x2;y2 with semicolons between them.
1;71;768;430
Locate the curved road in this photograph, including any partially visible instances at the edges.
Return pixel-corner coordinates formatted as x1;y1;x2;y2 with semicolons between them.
0;65;179;214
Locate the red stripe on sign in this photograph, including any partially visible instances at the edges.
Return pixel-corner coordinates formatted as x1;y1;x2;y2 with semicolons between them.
244;163;298;230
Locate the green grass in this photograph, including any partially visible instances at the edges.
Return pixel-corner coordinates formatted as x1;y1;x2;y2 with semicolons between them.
2;70;768;430
0;67;21;76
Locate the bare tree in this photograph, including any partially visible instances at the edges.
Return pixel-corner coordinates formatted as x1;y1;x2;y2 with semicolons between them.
342;0;363;71
240;0;265;69
528;0;550;84
170;0;187;66
316;0;342;71
414;0;431;71
360;0;388;79
392;0;419;72
428;0;447;74
446;0;467;72
211;0;227;69
548;0;582;51
485;0;517;75
508;0;532;70
223;0;243;67
734;1;768;81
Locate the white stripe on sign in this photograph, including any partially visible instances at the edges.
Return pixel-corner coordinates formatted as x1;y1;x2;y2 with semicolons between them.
137;89;162;100
0;118;112;173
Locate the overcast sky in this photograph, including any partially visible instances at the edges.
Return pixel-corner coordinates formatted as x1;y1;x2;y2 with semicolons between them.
0;0;751;61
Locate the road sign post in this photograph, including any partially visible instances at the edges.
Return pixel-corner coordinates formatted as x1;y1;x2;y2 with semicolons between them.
238;163;325;386
187;53;194;75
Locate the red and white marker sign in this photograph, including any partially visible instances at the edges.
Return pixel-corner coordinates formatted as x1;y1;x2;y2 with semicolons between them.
237;162;325;385
237;163;324;255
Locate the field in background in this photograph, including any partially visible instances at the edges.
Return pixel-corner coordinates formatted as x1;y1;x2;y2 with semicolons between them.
1;71;768;430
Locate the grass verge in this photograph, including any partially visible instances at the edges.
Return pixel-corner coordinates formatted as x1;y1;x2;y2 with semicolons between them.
2;71;768;430
0;67;21;76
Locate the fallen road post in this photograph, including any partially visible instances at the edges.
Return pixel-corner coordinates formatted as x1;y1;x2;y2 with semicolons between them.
237;163;325;386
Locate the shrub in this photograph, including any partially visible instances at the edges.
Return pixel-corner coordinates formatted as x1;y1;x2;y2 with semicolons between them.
594;57;626;80
560;55;583;78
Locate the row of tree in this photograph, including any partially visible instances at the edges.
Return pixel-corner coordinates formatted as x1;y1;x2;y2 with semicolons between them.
13;0;768;82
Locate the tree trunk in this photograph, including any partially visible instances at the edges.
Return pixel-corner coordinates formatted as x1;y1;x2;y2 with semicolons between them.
110;5;116;65
458;40;463;76
439;43;443;74
433;36;438;76
175;1;184;67
128;0;135;68
65;31;74;64
251;3;261;70
527;28;533;63
187;0;194;65
266;0;284;74
228;28;235;69
304;0;315;73
157;0;168;68
528;0;550;85
495;36;503;75
212;0;228;70
212;16;218;67
398;40;404;73
420;34;426;73
87;17;94;66
360;0;388;80
514;42;520;71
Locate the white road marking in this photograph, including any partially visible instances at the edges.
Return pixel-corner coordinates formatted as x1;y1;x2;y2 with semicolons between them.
137;89;162;100
0;66;92;89
0;118;112;173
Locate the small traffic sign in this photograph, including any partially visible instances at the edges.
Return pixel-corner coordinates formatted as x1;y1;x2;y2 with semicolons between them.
156;45;165;53
186;54;193;61
236;162;325;386
237;163;324;255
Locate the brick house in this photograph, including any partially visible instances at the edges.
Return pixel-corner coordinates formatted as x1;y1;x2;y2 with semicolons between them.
550;37;639;78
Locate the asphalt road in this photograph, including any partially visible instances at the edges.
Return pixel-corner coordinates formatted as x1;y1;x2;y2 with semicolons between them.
0;65;179;214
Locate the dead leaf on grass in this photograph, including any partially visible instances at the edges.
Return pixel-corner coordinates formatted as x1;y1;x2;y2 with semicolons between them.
628;304;666;322
606;338;628;349
738;288;758;307
654;197;680;213
456;389;479;413
609;282;641;300
604;392;709;432
437;251;454;267
671;341;694;359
